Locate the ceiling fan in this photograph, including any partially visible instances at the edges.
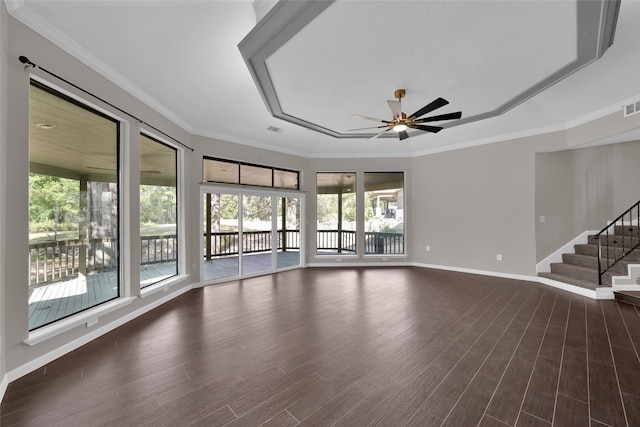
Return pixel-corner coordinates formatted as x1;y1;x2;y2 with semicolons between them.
348;89;462;141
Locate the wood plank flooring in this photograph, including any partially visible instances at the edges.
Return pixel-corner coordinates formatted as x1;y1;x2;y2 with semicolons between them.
4;267;640;426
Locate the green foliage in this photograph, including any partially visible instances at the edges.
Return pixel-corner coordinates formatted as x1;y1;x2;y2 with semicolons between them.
29;174;80;233
316;193;357;223
140;185;177;225
242;195;272;221
220;194;238;220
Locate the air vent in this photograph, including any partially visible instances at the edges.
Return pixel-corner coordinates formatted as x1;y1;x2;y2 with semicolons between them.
267;125;283;133
623;100;640;117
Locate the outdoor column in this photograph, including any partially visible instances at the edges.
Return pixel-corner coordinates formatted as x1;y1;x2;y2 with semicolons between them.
281;197;287;252
78;174;88;278
337;191;343;253
206;192;212;260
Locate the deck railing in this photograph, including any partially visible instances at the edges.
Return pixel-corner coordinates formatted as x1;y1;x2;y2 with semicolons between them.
31;229;404;285
364;231;404;254
316;230;357;253
315;230;404;254
204;230;301;258
29;235;175;286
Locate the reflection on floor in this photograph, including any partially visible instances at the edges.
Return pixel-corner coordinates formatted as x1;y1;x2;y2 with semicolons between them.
28;251;301;330
203;251;301;281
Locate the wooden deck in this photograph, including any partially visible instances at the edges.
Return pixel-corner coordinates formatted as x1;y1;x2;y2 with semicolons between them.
28;251;300;330
28;263;177;330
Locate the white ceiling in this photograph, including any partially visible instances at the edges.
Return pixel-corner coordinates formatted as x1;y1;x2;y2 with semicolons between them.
7;0;640;158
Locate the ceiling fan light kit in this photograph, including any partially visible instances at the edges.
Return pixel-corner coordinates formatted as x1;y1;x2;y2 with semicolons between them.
349;89;462;141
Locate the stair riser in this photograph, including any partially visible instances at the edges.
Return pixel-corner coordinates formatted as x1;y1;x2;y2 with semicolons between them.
574;244;640;262
588;234;640;247
562;254;629;275
614;225;640;237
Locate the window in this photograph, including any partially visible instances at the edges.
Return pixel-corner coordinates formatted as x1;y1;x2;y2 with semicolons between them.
203;157;299;190
316;172;357;254
140;134;178;288
364;172;405;254
28;81;120;330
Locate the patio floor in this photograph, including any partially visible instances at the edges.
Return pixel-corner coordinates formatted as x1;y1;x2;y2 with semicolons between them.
28;251;301;330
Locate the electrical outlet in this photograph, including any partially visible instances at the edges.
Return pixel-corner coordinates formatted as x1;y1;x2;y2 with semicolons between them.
540;215;545;223
496;254;502;261
425;245;430;252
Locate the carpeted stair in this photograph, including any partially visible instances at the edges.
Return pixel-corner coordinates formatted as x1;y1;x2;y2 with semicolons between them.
539;225;640;291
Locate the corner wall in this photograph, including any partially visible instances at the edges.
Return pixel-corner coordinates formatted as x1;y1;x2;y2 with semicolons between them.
536;139;640;261
410;133;559;277
1;0;10;400
411;111;640;276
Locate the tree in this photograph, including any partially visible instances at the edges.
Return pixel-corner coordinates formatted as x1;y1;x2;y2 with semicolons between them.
29;173;79;235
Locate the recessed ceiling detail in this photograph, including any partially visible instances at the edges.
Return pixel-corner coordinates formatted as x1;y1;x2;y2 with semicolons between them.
239;0;621;140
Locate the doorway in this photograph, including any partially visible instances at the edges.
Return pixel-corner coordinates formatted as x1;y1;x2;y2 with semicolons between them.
201;187;303;282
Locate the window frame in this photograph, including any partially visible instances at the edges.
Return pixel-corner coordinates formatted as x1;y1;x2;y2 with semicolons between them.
27;78;123;331
315;171;358;256
139;132;180;289
363;171;406;256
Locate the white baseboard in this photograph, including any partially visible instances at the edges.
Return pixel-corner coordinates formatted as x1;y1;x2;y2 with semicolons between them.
6;284;192;384
307;261;412;268
411;262;536;282
413;262;611;300
536;231;596;274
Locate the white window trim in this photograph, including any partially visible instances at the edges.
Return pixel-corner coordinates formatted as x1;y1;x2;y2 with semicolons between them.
24;297;136;346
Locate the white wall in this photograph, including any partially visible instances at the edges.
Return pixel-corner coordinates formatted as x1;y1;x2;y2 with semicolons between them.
410;134;555;276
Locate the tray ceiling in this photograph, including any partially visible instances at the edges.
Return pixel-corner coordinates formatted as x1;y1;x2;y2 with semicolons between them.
7;0;640;157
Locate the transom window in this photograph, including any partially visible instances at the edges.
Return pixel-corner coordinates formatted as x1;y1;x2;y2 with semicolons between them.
203;157;299;190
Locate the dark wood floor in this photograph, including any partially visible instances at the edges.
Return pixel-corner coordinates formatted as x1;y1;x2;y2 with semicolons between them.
3;267;640;426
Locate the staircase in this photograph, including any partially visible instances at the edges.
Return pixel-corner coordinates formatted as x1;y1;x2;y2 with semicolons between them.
539;224;640;293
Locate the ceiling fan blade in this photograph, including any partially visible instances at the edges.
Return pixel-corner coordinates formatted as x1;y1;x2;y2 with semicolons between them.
387;100;402;119
411;124;444;133
351;114;391;123
369;128;393;141
408;97;449;120
414;111;462;123
347;125;389;131
399;130;409;140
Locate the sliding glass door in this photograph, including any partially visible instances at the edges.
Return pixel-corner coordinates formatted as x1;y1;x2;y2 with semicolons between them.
202;187;303;282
